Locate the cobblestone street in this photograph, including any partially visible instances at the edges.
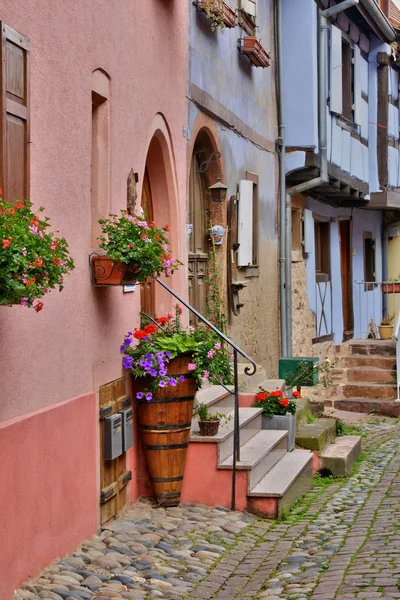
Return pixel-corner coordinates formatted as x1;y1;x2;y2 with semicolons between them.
14;424;400;600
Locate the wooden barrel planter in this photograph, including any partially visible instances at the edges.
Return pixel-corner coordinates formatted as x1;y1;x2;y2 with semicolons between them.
132;356;196;507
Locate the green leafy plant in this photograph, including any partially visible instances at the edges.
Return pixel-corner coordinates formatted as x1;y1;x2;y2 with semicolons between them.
285;358;335;390
0;198;75;311
121;304;234;396
196;402;232;425
98;210;182;283
202;0;227;32
252;388;298;417
306;412;316;424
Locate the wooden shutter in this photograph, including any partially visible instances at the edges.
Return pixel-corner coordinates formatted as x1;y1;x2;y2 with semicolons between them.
237;179;253;267
353;44;362;125
240;0;256;17
303;208;313;254
330;25;342;115
1;23;30;203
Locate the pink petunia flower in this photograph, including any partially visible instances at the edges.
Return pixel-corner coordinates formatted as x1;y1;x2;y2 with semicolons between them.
214;342;221;350
188;363;197;371
207;350;216;359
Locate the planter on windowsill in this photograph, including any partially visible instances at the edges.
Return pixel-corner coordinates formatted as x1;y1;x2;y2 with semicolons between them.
261;413;296;452
90;254;139;286
197;0;236;29
381;283;400;293
241;36;271;68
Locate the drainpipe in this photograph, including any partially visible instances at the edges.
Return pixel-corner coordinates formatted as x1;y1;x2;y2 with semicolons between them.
278;0;359;357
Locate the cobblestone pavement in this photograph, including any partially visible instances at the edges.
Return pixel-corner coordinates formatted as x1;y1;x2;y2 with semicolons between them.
14;422;400;600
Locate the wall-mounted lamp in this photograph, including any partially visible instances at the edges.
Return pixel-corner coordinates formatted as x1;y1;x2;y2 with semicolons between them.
197;151;228;202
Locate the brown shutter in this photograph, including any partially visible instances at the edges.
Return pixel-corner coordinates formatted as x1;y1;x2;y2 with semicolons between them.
0;23;30;203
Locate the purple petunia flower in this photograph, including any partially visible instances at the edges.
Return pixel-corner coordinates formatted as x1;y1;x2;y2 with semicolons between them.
146;353;154;359
128;331;133;336
159;380;167;388
166;351;172;359
124;337;133;346
179;375;185;382
120;344;126;353
169;378;177;386
136;392;143;400
150;369;157;377
157;352;164;360
122;355;134;369
146;393;153;401
140;359;148;368
159;368;167;376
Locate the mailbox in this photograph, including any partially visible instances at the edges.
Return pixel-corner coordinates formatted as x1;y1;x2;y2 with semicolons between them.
120;407;134;451
104;414;123;460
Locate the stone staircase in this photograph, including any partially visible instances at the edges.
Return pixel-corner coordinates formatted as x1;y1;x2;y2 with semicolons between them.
181;383;313;519
327;339;400;416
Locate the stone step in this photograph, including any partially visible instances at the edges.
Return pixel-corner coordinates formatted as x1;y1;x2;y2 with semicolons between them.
344;367;396;384
295;397;311;427
335;382;397;399
296;418;337;452
339;340;395;357
247;450;313;518
337;355;397;370
238;362;285;394
331;398;400;417
219;430;287;489
195;385;233;414
320;436;361;477
190;406;263;462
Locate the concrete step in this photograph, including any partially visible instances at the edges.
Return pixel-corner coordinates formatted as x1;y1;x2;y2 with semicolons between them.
190;406;263;462
320;436;361;477
295;397;311;427
337;355;396;370
238;362;285;394
344;367;396;384
247;450;313;518
339;340;395;357
219;430;287;489
195;385;233;414
296;418;337;452
335;382;397;399
331;398;400;417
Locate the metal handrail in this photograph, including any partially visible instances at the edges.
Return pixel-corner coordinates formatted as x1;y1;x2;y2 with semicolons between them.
155;278;257;510
393;312;400;402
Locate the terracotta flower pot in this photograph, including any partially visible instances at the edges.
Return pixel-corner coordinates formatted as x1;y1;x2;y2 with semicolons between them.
91;255;138;286
198;419;220;436
381;283;400;294
132;356;196;507
242;36;271;68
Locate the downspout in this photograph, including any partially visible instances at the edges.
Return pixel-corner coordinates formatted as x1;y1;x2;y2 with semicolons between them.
279;0;359;357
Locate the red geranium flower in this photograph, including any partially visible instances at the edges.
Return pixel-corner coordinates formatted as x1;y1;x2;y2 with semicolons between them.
156;316;169;324
270;390;283;397
279;398;289;408
292;391;302;398
34;301;44;313
163;224;169;231
144;324;157;335
256;392;268;402
133;330;147;340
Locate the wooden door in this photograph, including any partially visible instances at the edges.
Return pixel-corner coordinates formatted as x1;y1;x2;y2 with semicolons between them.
340;219;354;340
99;377;132;524
140;170;155;316
188;153;208;320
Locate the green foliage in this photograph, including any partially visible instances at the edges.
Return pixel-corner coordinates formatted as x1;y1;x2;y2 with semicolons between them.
98;210;182;283
285;357;335;390
306;412;316;424
196;402;232;424
252;388;297;417
154;334;198;358
313;472;335;487
0;199;74;310
381;314;394;326
202;0;227;32
336;420;368;438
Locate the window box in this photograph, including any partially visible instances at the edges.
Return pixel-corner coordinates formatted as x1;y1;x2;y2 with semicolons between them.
381;283;400;293
197;0;236;29
241;36;271;68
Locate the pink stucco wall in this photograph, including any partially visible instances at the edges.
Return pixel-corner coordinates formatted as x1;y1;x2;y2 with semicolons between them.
0;0;187;594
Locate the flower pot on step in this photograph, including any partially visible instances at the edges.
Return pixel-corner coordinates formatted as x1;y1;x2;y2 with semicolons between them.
132;356;196;507
198;419;220;436
261;413;296;452
378;325;394;340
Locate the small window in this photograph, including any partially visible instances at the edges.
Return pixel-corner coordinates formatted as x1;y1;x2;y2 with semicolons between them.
364;232;375;290
314;220;331;279
342;39;353;122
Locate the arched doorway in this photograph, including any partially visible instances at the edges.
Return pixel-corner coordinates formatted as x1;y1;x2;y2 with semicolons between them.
140;169;155;316
188;129;224;320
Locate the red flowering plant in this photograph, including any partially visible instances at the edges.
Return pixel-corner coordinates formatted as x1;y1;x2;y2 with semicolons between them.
0;197;74;311
98;210;182;283
120;304;234;399
252;388;297;417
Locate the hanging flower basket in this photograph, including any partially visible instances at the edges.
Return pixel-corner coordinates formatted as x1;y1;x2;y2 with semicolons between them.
93;211;181;286
0;198;74;311
241;36;271;68
197;0;236;29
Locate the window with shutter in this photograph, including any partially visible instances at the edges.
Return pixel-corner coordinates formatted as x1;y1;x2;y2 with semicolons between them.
237;179;253;267
240;0;256;17
0;23;30;203
330;25;343;115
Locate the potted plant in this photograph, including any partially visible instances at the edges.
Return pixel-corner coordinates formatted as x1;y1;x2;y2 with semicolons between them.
92;210;181;285
196;401;232;436
121;305;233;506
0;198;75;311
241;36;271;68
252;389;298;452
197;0;236;31
378;314;394;340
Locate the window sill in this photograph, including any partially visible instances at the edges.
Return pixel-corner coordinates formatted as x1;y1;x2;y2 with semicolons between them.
291;250;303;263
244;265;259;278
335;114;360;135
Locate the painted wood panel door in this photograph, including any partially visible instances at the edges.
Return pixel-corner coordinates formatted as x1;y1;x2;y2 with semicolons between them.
340;219;354;340
99;377;131;524
188;153;208;320
140;170;155;316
